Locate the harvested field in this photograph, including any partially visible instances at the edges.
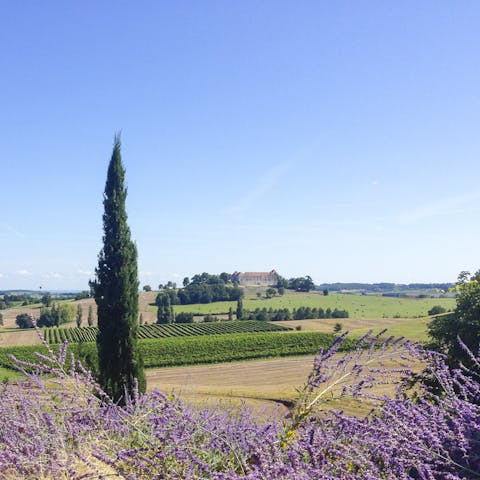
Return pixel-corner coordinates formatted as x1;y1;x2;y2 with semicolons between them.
146;350;418;419
0;329;42;347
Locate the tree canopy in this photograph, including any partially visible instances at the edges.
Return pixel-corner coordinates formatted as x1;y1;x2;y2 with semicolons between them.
428;270;480;371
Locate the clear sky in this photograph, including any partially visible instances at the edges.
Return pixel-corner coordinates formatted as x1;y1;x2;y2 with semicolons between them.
1;1;479;290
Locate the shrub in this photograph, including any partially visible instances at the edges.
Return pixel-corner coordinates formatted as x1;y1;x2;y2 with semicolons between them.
175;312;194;323
428;305;447;316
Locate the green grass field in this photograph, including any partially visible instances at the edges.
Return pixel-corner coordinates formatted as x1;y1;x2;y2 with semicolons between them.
151;291;456;318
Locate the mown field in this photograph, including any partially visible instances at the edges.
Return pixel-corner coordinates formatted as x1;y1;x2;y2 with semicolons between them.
146;350;419;419
276;316;433;342
159;291;455;318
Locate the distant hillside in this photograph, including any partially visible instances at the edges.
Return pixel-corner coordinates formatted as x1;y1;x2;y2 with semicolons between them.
316;282;455;294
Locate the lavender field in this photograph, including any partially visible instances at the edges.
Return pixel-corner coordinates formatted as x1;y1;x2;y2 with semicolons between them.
0;331;478;479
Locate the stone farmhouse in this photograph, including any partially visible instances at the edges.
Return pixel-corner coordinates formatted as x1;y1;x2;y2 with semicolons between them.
232;270;279;286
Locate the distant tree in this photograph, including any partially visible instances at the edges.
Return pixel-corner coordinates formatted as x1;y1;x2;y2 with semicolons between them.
89;135;146;402
333;322;343;333
183;277;190;287
139;313;144;325
143;285;152;292
0;312;3;326
158;283;164;290
256;292;262;299
288;276;315;292
428;305;446;316
236;298;244;320
42;293;52;307
323;289;329;296
75;291;90;301
219;272;232;283
76;304;83;328
266;287;277;299
16;313;33;329
58;303;75;325
175;312;194;323
87;305;94;326
276;276;288;289
157;294;174;324
228;307;233;321
278;285;285;296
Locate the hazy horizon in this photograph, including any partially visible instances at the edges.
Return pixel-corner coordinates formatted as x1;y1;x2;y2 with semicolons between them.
1;2;479;290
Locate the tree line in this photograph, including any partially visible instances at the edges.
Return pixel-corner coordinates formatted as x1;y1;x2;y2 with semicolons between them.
239;306;349;321
156;273;244;306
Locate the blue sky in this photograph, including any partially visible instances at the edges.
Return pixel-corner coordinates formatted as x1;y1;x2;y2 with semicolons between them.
1;1;479;290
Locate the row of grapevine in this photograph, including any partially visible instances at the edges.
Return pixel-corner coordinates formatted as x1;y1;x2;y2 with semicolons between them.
0;331;351;371
42;321;291;344
43;326;99;344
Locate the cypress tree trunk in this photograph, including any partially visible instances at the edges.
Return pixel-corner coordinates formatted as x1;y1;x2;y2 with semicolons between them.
90;135;146;402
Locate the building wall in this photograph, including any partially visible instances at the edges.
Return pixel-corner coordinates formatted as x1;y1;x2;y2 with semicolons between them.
233;271;278;286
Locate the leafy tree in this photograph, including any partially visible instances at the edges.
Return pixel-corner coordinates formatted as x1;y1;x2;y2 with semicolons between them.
183;277;190;287
219;272;232;283
266;287;277;298
428;270;480;372
16;313;33;329
277;285;285;295
0;312;3;326
76;304;83;327
228;307;233;321
288;276;315;292
42;293;52;307
58;303;75;325
143;285;152;292
89;135;146;402
323;289;329;296
236;298;244;320
333;322;343;333
276;276;288;289
87;305;94;326
139;313;143;325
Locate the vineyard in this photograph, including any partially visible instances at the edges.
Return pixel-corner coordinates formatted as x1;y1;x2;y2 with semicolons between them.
0;331;349;371
42;320;292;344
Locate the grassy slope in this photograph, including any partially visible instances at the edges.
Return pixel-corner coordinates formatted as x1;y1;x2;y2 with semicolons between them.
160;291;455;318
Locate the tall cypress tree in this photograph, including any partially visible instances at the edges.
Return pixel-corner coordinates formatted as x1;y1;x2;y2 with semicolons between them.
90;135;146;402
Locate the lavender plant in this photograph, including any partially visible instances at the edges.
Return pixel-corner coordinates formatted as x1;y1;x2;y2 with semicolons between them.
0;325;478;479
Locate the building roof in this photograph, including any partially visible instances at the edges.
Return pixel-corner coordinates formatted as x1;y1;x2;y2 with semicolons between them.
236;270;277;277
